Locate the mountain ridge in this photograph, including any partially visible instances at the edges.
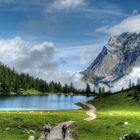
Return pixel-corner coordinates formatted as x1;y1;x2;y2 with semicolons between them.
83;32;140;85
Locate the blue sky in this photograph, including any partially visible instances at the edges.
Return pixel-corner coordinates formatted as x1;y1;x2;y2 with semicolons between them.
0;0;138;43
0;0;140;85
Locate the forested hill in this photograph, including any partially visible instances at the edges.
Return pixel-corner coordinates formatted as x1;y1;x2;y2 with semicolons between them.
0;63;87;95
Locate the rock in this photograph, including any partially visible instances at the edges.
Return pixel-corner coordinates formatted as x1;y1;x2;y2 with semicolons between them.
83;32;140;85
18;125;21;129
124;122;128;125
29;111;33;114
28;136;34;140
5;127;11;131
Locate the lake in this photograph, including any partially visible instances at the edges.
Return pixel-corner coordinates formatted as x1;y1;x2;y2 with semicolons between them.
0;94;93;110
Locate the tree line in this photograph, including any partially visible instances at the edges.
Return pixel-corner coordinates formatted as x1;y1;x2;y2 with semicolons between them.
0;63;96;95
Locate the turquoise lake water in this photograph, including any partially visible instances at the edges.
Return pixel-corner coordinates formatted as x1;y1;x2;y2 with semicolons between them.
0;94;93;110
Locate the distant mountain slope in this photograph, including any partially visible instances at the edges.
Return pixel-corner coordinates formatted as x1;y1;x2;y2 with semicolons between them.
83;32;140;85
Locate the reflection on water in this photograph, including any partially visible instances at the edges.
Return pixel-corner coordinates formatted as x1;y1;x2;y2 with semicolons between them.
0;94;93;110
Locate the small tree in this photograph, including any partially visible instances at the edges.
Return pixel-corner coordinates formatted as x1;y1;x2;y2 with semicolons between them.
98;87;106;97
85;83;91;95
70;82;74;93
137;78;140;85
92;87;96;95
1;83;10;95
129;79;132;88
132;82;135;87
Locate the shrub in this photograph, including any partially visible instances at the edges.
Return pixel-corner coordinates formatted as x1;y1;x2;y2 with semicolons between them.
119;132;140;140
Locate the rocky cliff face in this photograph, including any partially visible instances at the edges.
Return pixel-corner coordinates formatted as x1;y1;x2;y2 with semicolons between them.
83;32;140;85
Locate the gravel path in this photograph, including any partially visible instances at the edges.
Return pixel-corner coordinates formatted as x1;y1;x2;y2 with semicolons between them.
38;103;96;140
39;121;74;140
82;103;96;121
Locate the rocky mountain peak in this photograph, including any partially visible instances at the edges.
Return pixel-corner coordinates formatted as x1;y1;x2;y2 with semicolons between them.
83;32;140;85
107;32;140;52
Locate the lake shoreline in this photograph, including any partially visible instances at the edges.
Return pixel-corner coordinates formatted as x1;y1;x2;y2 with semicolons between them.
0;92;95;97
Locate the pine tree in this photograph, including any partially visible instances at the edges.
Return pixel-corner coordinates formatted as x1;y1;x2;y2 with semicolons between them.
137;78;140;85
85;83;91;95
129;79;132;88
0;62;84;95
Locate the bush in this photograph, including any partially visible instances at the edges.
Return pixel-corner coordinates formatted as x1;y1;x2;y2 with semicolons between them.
119;132;140;140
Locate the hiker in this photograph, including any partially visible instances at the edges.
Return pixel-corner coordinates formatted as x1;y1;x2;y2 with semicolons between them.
44;123;52;140
62;124;67;139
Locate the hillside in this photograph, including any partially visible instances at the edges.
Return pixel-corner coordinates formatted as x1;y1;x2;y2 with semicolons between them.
73;86;140;140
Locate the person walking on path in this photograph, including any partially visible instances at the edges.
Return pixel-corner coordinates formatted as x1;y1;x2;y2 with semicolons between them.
62;124;67;139
44;123;52;140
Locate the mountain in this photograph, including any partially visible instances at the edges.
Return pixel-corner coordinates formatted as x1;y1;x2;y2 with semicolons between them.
83;32;140;85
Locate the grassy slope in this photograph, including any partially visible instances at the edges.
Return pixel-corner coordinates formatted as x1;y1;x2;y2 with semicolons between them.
73;90;140;140
1;89;140;140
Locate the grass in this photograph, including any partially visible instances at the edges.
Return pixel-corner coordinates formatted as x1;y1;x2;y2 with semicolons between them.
73;90;140;140
21;89;45;95
1;89;140;140
0;110;86;140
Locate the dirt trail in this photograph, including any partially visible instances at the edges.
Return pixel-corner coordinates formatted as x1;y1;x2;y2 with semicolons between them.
82;103;96;121
39;103;96;140
39;121;74;140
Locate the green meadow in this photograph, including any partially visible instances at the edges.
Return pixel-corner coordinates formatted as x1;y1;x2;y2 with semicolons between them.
0;110;86;140
73;90;140;140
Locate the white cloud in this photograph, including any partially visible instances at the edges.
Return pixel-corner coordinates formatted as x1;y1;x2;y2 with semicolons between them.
56;44;103;65
132;9;138;15
96;25;109;33
50;0;86;10
0;37;59;73
45;71;88;89
82;8;128;17
96;13;140;35
75;45;103;65
95;67;140;92
111;67;140;92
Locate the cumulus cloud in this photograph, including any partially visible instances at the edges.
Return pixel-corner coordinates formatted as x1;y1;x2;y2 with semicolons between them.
49;0;86;11
96;13;140;35
45;71;88;89
56;44;103;65
0;37;62;75
95;67;140;92
75;46;103;65
111;67;140;91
